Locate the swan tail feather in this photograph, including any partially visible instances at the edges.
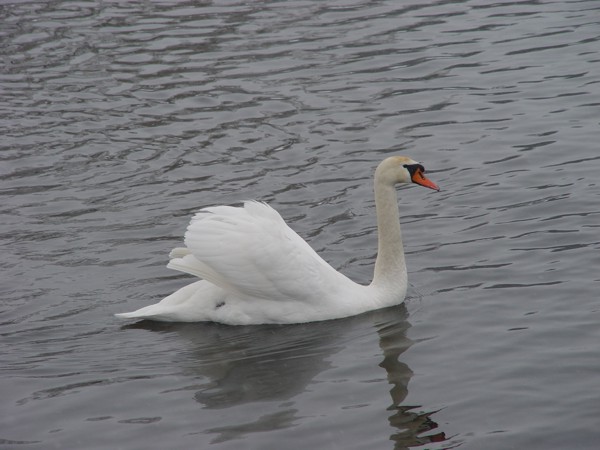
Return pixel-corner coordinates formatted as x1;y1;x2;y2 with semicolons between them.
115;281;216;322
169;247;191;259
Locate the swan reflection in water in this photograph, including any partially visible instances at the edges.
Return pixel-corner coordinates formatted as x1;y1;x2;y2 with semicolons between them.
126;305;446;448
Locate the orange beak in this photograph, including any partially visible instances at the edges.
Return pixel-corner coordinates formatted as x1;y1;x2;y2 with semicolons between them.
411;168;440;191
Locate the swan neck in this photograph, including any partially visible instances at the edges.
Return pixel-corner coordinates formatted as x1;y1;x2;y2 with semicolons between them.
372;178;407;289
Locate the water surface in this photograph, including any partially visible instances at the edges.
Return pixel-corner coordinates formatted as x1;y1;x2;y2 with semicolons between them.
1;1;600;449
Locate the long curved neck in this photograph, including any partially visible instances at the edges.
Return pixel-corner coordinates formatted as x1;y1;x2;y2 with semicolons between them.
371;177;407;290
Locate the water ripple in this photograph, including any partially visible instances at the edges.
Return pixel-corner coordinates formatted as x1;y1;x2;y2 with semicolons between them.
2;1;600;449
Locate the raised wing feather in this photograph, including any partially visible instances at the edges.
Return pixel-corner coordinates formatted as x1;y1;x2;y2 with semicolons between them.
175;201;351;303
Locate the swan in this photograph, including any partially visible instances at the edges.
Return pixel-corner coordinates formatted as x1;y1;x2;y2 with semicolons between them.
115;156;439;325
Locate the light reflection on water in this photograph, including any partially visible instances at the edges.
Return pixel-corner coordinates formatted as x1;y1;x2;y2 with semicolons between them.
1;1;600;449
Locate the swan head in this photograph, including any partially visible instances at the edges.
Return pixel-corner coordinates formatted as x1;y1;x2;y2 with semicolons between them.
376;156;440;191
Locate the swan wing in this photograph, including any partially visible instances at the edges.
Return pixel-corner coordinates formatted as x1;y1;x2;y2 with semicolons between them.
173;201;349;303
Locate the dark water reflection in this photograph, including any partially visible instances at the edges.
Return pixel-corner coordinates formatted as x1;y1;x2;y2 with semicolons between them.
122;306;444;448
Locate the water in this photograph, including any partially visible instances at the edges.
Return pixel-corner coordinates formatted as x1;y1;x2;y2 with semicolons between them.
1;0;599;448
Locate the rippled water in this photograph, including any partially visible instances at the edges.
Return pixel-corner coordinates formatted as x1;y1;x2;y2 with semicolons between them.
2;1;600;449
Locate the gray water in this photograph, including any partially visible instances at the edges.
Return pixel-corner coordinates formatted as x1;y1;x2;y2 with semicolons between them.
1;1;599;449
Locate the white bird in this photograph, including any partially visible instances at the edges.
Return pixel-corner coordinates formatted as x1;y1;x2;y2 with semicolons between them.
115;156;439;325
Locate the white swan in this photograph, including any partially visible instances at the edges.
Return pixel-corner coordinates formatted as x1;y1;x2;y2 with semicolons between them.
115;156;439;325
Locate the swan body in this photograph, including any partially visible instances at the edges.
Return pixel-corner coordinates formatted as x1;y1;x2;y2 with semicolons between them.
115;156;439;325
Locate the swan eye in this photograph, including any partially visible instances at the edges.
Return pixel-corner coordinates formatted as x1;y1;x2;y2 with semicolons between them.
403;164;425;176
